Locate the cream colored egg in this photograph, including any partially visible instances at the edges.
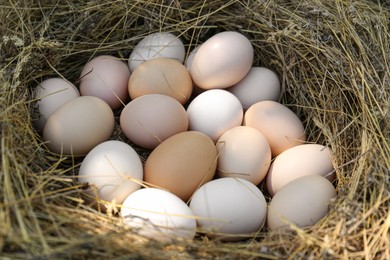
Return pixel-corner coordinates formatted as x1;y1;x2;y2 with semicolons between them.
190;31;253;89
128;32;185;72
144;131;217;202
216;126;271;185
266;144;336;196
187;89;243;142
121;188;197;242
79;55;131;109
227;67;281;109
43;96;114;156
267;175;336;231
120;94;188;149
128;58;193;105
32;77;80;133
244;100;306;157
78;140;143;210
190;177;267;241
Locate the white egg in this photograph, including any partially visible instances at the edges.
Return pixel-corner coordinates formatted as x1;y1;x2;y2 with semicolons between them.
128;32;185;72
121;188;197;242
78;140;143;210
227;67;281;109
186;89;243;141
32;77;80;133
190;177;267;241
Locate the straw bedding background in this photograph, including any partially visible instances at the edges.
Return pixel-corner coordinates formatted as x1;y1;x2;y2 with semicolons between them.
0;0;389;259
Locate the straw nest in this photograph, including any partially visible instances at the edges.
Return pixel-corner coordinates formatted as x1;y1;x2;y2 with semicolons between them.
1;0;389;259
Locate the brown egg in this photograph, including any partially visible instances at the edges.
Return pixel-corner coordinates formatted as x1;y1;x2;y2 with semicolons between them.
43;96;114;156
244;100;306;157
144;131;217;202
128;58;193;105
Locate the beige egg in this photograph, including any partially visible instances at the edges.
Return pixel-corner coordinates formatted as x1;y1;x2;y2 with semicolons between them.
144;131;217;202
79;55;131;110
244;100;306;157
227;67;281;109
266;144;336;196
216;126;271;185
43;96;114;156
190;31;253;90
32;77;80;133
128;58;193;105
120;94;188;149
267;175;336;231
78;140;143;211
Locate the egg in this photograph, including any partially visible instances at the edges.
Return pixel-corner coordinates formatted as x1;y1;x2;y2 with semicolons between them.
43;96;114;156
128;58;193;105
120;94;189;149
227;67;281;109
128;32;185;72
267;175;336;231
190;31;253;89
79;55;131;110
144;131;217;202
189;177;267;241
78;140;143;210
244;100;306;157
187;89;243;142
121;188;196;242
216;126;271;185
32;77;80;133
185;45;201;70
266;144;336;196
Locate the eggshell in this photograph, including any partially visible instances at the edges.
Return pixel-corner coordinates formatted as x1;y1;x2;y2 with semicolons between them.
43;96;114;156
267;175;336;231
120;94;188;149
190;31;253;89
144;131;217;202
216;126;271;185
227;67;281;109
187;89;243;142
78;140;143;210
32;77;80;133
128;58;193;105
121;188;196;242
79;55;131;109
128;32;185;72
244;100;306;157
266;144;336;196
189;177;267;241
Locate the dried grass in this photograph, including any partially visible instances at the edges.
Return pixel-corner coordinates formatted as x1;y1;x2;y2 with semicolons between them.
1;0;389;259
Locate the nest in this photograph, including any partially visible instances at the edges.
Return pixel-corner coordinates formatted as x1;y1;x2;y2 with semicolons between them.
0;0;389;258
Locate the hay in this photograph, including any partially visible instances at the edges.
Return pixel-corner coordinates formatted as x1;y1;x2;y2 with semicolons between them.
0;0;389;258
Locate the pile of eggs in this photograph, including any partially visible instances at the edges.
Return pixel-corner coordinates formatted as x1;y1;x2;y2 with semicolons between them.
32;31;337;241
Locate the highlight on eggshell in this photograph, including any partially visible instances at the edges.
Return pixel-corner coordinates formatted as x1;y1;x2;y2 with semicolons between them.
186;89;243;142
120;94;189;149
32;77;80;133
121;188;197;242
128;32;185;72
78;140;143;211
79;55;131;110
190;31;253;90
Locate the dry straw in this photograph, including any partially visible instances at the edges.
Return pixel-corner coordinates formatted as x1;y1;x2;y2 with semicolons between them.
0;0;389;259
